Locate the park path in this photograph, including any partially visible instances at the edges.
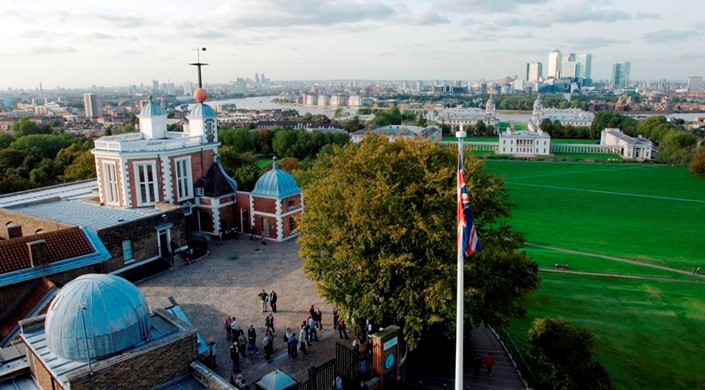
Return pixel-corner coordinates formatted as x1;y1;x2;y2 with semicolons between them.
468;326;527;390
526;242;703;278
540;268;705;284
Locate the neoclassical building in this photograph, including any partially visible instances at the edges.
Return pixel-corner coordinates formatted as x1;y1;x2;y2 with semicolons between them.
600;128;653;160
430;96;499;129
528;94;594;131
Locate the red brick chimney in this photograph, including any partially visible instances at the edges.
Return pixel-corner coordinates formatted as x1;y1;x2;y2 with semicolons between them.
7;223;22;239
27;240;48;267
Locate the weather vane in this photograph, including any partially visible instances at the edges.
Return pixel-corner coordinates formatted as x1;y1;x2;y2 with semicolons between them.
190;47;208;88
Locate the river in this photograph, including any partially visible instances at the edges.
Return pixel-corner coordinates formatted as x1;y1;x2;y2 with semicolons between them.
208;96;705;123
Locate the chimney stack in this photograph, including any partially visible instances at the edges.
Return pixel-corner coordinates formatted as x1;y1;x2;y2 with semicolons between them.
27;240;48;267
7;223;23;239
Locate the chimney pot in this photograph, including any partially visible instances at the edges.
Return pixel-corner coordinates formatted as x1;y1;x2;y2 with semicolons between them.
27;240;48;267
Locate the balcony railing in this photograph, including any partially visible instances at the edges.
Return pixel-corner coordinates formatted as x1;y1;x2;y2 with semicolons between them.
94;134;203;152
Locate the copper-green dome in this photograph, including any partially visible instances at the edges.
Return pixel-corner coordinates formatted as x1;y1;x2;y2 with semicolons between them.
251;157;301;199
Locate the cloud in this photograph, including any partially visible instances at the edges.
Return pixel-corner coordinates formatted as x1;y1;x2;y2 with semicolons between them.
562;37;627;50
496;0;661;27
439;0;549;14
92;13;150;28
641;29;704;43
211;0;394;28
409;11;450;26
28;46;78;55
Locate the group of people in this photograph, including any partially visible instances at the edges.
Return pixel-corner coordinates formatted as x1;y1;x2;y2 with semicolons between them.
259;289;278;313
473;352;495;378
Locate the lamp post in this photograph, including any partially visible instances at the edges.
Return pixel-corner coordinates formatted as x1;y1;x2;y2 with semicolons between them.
79;302;95;389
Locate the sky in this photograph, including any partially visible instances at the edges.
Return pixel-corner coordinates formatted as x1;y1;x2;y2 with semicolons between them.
2;0;704;89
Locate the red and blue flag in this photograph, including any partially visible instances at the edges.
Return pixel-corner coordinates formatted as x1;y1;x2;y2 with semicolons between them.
457;154;480;257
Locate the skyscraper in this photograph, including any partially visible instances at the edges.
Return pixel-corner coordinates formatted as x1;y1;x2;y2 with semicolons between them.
547;49;562;79
573;53;592;83
612;61;631;88
518;63;530;81
528;62;543;82
562;61;578;79
687;76;703;93
83;93;102;118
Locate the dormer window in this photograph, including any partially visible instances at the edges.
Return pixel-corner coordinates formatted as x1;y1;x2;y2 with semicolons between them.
195;187;204;197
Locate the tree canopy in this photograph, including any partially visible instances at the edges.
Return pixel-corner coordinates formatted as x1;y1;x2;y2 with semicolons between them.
528;317;611;390
297;134;539;348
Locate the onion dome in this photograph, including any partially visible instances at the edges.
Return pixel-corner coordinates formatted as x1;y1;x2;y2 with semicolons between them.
251;156;301;198
45;274;152;361
188;103;217;118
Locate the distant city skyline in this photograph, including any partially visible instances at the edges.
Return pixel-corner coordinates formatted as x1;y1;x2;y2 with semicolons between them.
2;0;704;89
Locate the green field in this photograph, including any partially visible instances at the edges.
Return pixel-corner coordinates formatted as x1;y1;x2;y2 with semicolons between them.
483;160;705;389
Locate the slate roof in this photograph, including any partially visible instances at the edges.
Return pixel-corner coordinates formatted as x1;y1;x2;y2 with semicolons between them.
195;159;238;197
0;278;55;346
0;227;93;274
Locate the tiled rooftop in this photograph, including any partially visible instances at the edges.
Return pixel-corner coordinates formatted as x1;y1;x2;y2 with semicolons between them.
0;227;94;274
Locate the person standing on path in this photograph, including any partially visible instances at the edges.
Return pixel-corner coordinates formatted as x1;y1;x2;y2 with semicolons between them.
265;312;275;334
315;307;323;330
270;290;278;313
238;329;247;359
263;332;273;361
338;319;349;339
288;335;299;358
231;316;241;336
308;316;319;341
225;316;233;341
484;352;495;377
247;325;259;355
334;373;343;390
259;290;269;313
333;307;339;330
299;324;309;355
230;342;241;372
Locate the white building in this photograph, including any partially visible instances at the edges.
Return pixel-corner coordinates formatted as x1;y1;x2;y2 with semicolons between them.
348;95;362;107
497;124;551;156
430;96;498;128
304;94;317;106
547;49;562;79
600;128;653;160
687;76;703;93
528;62;543;82
562;61;578;79
528;95;593;131
330;95;347;106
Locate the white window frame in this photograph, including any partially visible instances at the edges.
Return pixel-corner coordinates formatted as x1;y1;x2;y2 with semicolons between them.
103;161;119;205
134;161;158;206
175;157;193;201
122;240;134;263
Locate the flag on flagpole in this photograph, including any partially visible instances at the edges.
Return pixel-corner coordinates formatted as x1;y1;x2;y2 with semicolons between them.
457;154;480;257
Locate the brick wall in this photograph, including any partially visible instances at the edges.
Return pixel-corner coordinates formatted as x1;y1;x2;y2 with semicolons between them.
67;331;198;390
253;197;276;214
96;208;185;272
0;209;74;239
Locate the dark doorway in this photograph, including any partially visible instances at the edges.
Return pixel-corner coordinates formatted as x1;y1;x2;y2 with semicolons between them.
158;230;169;258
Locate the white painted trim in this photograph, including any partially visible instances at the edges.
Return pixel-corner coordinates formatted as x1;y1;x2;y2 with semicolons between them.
161;156;173;203
174;156;193;201
103;161;120;206
133;161;159;206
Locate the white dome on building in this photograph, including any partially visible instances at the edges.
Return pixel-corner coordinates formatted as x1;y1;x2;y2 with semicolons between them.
45;274;152;361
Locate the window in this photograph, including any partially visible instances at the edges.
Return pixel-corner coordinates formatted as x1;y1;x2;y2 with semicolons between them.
122;240;134;263
289;217;296;232
103;162;119;205
134;162;157;206
288;199;296;209
175;157;193;201
195;187;204;197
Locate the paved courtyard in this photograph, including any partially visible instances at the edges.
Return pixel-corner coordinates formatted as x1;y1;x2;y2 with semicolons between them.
138;237;349;386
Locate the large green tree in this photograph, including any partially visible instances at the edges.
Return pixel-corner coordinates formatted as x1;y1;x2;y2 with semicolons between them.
690;147;705;176
297;134;539;348
528;318;611;390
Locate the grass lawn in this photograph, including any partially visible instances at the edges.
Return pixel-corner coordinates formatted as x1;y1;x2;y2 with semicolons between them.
499;121;529;130
505;273;705;390
481;160;705;389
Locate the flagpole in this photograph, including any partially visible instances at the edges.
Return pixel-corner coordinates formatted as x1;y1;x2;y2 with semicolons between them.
455;124;466;390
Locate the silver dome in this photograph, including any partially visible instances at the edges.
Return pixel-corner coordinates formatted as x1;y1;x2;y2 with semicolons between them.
45;274;152;361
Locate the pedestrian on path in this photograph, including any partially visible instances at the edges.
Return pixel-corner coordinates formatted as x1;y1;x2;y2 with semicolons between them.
334;373;343;390
302;320;312;346
288;335;299;358
265;312;275;334
247;325;259;355
263;332;273;361
484;352;494;377
259;290;269;312
333;308;339;330
270;290;278;312
230;342;241;372
231;316;241;336
308;316;319;342
225;316;233;340
338;319;349;339
299;324;309;355
238;330;247;359
315;307;323;330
